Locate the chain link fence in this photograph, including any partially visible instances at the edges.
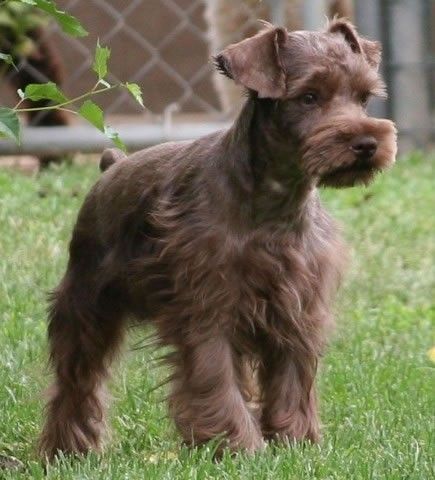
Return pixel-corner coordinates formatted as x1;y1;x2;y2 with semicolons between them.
0;0;433;156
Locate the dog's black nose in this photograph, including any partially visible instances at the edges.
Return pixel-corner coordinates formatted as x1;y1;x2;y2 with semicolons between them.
351;136;378;159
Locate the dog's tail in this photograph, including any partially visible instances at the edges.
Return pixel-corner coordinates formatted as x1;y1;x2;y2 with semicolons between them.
99;148;127;172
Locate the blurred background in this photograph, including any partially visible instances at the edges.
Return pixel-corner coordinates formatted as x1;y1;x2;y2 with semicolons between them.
0;0;434;168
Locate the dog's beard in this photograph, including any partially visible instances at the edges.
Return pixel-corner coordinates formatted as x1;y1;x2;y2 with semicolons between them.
319;156;380;187
301;118;397;189
302;150;376;188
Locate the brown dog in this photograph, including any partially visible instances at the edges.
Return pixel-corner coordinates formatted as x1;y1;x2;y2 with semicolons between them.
39;19;397;460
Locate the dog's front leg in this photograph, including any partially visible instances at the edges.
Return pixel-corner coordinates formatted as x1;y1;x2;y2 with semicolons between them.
259;348;320;444
168;335;264;454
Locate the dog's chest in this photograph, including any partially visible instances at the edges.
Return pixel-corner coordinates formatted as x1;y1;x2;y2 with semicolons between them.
230;224;342;345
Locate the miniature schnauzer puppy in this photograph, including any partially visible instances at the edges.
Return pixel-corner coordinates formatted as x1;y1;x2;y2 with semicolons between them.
39;19;396;459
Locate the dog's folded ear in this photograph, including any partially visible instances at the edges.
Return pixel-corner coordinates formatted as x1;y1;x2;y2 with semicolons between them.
359;38;382;71
213;26;288;98
328;19;382;71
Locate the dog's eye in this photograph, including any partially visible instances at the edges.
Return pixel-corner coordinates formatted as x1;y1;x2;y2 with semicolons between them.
300;92;319;106
360;92;371;107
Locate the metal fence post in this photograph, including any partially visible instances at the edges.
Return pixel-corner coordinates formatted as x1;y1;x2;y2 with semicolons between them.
266;0;286;26
388;0;432;151
354;0;387;118
302;0;327;30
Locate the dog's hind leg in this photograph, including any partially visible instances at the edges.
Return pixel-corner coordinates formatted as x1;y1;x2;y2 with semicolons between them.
38;219;126;460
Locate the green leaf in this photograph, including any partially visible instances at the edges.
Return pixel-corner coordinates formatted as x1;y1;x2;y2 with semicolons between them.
0;108;21;144
34;0;88;37
79;101;126;151
93;41;110;80
24;82;68;104
125;82;144;108
78;100;104;131
0;53;17;70
104;126;127;152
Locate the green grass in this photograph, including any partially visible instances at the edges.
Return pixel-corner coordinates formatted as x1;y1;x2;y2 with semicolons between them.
0;154;434;479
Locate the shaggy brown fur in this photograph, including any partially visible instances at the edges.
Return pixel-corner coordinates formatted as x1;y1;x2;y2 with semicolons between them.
39;20;397;460
204;0;354;112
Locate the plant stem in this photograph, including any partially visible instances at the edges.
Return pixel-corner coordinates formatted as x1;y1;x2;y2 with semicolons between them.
58;107;77;114
15;84;119;113
91;80;100;92
13;97;25;110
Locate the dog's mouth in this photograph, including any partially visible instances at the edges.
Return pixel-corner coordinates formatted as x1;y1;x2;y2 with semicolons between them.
319;158;378;187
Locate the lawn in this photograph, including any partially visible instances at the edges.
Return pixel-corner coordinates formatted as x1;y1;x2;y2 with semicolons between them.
0;153;434;479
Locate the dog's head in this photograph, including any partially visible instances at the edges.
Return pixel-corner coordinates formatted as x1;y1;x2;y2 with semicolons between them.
214;20;397;188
